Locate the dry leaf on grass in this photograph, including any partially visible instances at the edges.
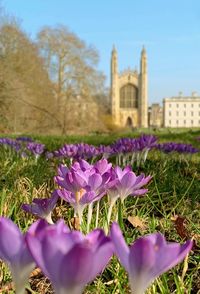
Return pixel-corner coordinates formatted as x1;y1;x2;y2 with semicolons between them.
127;215;148;232
171;215;189;239
171;215;200;252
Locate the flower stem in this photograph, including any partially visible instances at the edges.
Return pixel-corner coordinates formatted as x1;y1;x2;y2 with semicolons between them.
86;202;93;233
95;201;100;228
106;196;118;232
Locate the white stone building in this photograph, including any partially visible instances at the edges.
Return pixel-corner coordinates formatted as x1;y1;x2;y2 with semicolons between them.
163;92;200;128
110;46;148;128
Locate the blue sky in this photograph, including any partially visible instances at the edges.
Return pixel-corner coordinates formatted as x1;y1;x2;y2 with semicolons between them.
2;0;200;104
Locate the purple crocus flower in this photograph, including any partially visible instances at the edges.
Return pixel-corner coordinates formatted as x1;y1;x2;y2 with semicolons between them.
108;166;151;203
22;192;58;224
54;143;98;161
0;217;35;294
26;219;113;294
54;159;112;223
111;222;193;294
26;142;45;157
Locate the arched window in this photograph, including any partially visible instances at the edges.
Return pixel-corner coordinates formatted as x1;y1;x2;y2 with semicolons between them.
120;84;138;108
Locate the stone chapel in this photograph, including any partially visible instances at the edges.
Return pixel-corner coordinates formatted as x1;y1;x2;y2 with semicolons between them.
110;46;148;127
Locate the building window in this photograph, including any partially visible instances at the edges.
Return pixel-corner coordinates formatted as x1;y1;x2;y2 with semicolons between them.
191;104;193;108
184;111;186;116
184;104;186;108
169;120;171;125
176;111;179;116
176;120;179;125
169;111;171;116
169;104;171;108
191;120;193;125
191;111;193;116
184;120;186;125
120;84;138;108
176;104;179;108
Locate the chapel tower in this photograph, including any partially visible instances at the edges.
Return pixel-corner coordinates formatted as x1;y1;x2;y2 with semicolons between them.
139;46;148;127
110;46;148;127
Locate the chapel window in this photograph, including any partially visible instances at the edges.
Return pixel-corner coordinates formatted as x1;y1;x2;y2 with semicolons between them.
120;84;138;108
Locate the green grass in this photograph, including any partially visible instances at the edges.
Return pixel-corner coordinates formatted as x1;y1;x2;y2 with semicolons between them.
0;131;200;293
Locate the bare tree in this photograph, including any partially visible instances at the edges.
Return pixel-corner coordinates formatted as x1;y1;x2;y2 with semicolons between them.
37;25;105;134
0;14;107;134
0;18;60;133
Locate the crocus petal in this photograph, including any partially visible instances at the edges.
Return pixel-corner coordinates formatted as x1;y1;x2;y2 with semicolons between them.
129;235;157;273
114;166;131;180
110;222;129;271
88;238;114;282
0;218;23;262
121;172;137;189
133;175;152;190
56;189;76;204
26;225;50;277
55;176;69;189
114;166;124;179
80;191;97;204
72;170;88;187
131;188;148;196
59;243;94;288
88;173;102;191
152;238;193;278
86;229;109;251
94;159;112;174
0;218;35;294
77;159;92;171
27;220;75;281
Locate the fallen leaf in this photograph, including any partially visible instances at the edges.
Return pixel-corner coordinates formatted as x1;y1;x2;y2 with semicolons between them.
171;215;189;239
127;215;147;232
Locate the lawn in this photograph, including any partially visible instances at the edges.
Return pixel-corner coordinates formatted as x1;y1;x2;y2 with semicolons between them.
0;130;200;293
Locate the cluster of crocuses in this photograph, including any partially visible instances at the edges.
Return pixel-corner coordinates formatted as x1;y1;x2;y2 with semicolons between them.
111;134;158;166
0;136;45;158
50;134;158;166
23;159;152;231
157;142;198;154
0;217;193;294
49;135;199;164
0;135;199;164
